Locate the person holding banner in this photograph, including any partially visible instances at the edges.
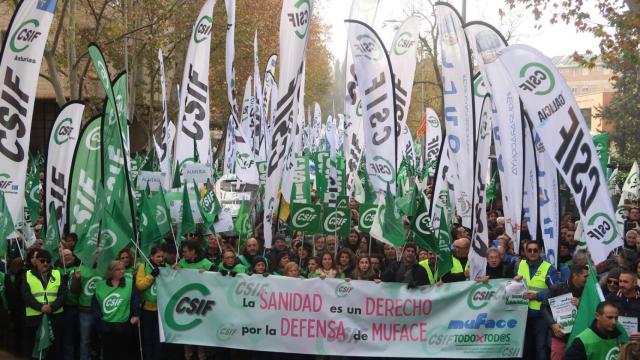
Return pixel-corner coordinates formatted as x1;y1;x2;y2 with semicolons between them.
92;260;140;359
607;271;640;341
442;238;471;283
543;264;589;360
317;252;344;279
249;256;269;276
135;246;164;360
238;237;261;268
381;243;429;287
217;248;247;275
515;241;559;360
21;250;66;359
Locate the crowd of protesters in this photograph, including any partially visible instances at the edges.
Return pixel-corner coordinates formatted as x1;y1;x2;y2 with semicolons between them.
2;202;640;359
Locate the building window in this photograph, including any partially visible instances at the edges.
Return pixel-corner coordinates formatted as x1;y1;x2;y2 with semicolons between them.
581;108;592;129
582;68;589;76
572;87;577;94
582;87;589;93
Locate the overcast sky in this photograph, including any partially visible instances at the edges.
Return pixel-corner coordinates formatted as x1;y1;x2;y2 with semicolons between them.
317;0;603;61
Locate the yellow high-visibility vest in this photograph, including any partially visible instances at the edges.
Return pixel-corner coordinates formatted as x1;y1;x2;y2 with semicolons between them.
517;260;551;310
25;269;63;316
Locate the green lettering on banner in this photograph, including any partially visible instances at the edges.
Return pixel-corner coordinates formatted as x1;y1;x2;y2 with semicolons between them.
157;272;528;358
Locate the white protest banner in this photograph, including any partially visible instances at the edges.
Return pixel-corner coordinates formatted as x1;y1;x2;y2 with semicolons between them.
264;0;313;247
183;163;210;185
465;22;524;246
497;44;623;263
424;108;442;178
346;20;397;196
0;0;59;224
158;273;527;358
469;95;493;279
174;0;215;172
435;3;475;228
390;16;419;169
46;101;84;230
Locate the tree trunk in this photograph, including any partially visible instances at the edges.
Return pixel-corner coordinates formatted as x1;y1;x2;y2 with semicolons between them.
66;0;78;99
44;49;67;106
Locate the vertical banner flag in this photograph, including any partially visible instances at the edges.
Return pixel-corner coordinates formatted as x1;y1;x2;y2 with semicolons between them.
465;22;524;247
498;44;623;263
0;0;58;224
157;48;173;189
262;54;278;124
522;119;539;241
46;101;85;231
253;31;267;161
592;132;609;179
264;0;313;247
175;0;216;174
344;0;379;196
390;16;419;170
68;116;102;242
532;125;560;266
223;115;236;175
469;95;493;279
346;20;398;196
435;3;475;228
424;108;442;178
224;0;259;185
617;161;640;233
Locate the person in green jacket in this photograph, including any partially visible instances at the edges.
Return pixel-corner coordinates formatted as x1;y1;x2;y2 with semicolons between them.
565;301;627;360
218;248;247;275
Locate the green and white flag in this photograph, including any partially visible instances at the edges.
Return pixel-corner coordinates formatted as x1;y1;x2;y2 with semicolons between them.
0;0;59;226
177;184;196;241
44;203;61;264
194;179;221;228
608;168;620;196
290;203;321;234
97;197;133;276
357;203;376;233
138;186;163;255
314;152;330;203
32;313;54;359
592;132;609;179
616;162;640;233
68;116;102;240
371;184;406;247
25;168;41;224
290;155;311;204
411;193;437;251
150;187;171;238
234;200;252;242
436;206;453;280
0;192;15;258
322;206;350;237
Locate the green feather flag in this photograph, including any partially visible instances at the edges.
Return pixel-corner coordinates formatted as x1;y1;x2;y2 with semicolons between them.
0;192;15;259
177;184;196;243
234;200;252;247
32;313;54;358
44;203;61;264
138;185;163;255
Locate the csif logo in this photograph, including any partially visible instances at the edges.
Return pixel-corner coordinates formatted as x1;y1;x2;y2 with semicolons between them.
586;212;618;245
235;152;254;170
10;19;41;53
85;126;101;151
370;156;395;183
165;283;216;331
354;34;382;61
292;207;318;228
467;283;497;310
288;0;311;39
102;293;124;314
392;32;415;56
518;62;555;96
83;275;102;296
334;281;353;298
414;212;433;235
359;207;376;228
194;15;213;43
324;209;348;232
0;173;19;193
54;118;74;145
91;229;118;250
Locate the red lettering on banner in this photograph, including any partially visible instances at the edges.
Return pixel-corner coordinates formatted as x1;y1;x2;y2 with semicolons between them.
280;317;346;340
365;297;432;317
371;322;428;342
